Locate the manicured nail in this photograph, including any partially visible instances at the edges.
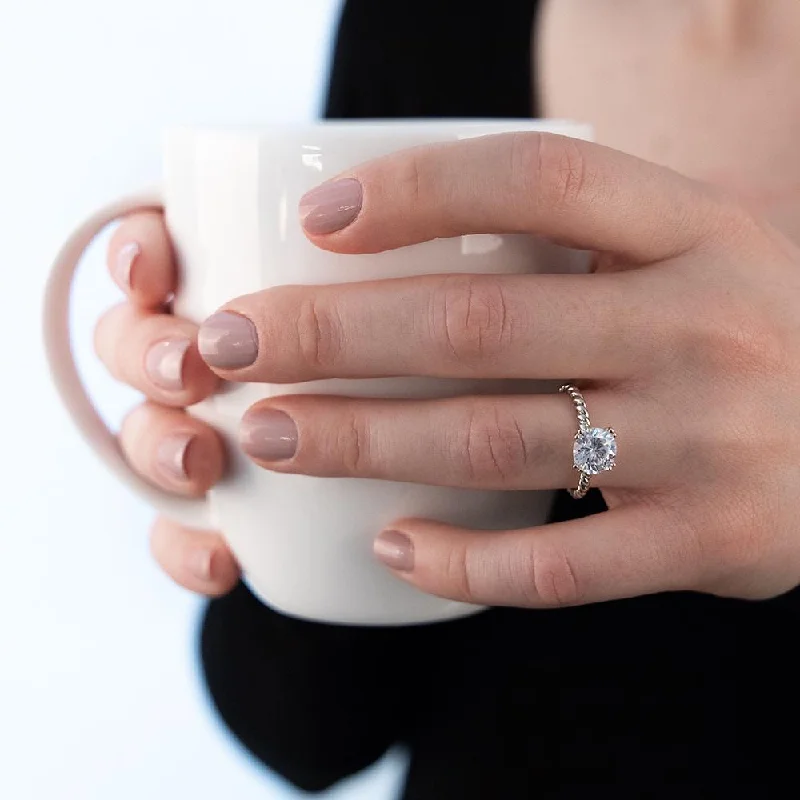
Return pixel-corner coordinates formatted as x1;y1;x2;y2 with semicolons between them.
156;432;194;481
374;530;414;572
187;548;214;582
240;409;298;461
145;337;191;391
299;177;362;235
114;241;140;291
198;311;258;370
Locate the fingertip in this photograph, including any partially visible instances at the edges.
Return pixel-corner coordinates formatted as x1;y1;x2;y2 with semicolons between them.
194;547;241;597
95;304;219;406
144;335;220;404
197;310;259;373
182;429;226;491
108;212;176;307
373;529;415;572
372;518;481;603
150;517;240;597
93;301;130;375
120;403;226;497
298;176;365;248
180;340;221;398
299;176;363;233
112;240;140;292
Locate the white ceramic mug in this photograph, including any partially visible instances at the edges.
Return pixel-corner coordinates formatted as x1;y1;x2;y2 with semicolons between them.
44;119;592;626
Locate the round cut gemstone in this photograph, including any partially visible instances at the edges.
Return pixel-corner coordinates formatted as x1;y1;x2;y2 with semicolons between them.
573;427;617;475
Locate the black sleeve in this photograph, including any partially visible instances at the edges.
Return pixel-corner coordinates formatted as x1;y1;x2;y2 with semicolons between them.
765;584;800;613
200;583;421;792
324;0;537;120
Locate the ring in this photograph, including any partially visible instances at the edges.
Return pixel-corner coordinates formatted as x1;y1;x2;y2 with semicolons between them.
559;384;617;499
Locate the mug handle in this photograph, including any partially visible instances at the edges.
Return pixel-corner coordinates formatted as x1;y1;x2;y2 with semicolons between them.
43;189;211;529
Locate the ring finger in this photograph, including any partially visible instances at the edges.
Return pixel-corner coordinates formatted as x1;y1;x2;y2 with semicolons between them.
240;390;668;491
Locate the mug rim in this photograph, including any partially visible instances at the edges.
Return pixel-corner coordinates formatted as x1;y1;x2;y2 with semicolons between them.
165;118;593;139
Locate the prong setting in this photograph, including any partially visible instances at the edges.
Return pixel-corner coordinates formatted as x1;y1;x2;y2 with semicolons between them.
560;385;617;499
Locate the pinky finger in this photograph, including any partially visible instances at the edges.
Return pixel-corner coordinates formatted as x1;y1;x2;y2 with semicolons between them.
150;516;240;596
373;505;693;608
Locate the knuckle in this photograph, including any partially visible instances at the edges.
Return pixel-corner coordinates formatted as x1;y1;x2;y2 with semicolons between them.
524;540;582;608
395;149;425;208
443;540;476;603
688;304;787;377
527;133;599;211
335;410;373;475
432;275;515;365
295;295;343;372
463;403;531;485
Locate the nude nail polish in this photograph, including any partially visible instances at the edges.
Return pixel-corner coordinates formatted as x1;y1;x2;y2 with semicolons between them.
187;548;213;582
299;178;362;235
240;409;298;461
145;338;191;391
374;530;414;572
115;241;140;291
156;432;194;481
197;311;258;370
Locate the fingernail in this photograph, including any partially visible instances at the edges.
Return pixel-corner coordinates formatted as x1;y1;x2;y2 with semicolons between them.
240;409;298;461
374;530;414;572
156;432;194;481
187;548;214;582
299;177;362;235
145;337;191;391
114;241;140;291
198;311;258;370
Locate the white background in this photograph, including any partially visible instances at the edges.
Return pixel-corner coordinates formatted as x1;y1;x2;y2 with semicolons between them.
0;1;405;797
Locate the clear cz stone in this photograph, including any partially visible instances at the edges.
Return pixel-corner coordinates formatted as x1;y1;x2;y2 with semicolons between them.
573;427;617;475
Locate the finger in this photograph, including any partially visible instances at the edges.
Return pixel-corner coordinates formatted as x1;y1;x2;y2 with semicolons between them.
197;271;651;383
95;303;219;406
150;516;239;597
240;391;666;491
120;402;226;497
107;212;176;308
299;133;730;262
373;505;695;608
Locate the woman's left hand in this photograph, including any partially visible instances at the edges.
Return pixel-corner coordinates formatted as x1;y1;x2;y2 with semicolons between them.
198;133;800;608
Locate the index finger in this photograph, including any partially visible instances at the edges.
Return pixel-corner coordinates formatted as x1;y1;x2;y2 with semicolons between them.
300;133;730;263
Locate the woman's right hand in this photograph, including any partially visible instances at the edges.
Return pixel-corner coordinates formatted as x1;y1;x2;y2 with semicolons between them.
96;213;240;596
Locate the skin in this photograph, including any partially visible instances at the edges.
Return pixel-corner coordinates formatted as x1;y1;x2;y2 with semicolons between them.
540;0;800;238
98;0;800;599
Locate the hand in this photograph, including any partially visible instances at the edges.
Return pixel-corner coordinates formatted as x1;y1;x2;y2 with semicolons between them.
197;132;800;608
96;214;239;596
